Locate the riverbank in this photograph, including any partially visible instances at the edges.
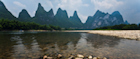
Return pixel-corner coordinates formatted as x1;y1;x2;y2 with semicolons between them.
1;30;140;40
88;30;140;40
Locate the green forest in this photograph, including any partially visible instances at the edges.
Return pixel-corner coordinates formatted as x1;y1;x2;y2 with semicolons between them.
94;24;140;30
0;19;61;31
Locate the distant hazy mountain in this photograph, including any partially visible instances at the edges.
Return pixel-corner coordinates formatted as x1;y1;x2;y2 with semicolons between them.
0;1;16;20
18;9;31;22
69;11;83;29
124;20;130;25
0;1;126;29
84;10;124;29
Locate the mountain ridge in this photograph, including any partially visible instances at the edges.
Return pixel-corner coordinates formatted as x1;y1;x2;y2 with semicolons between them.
18;9;31;22
0;1;17;20
0;1;127;29
84;10;125;29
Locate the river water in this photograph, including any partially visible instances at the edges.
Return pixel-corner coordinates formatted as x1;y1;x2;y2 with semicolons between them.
0;31;140;59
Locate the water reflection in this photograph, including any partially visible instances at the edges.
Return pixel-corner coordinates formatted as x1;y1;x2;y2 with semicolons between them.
86;34;120;48
0;32;140;59
0;34;16;59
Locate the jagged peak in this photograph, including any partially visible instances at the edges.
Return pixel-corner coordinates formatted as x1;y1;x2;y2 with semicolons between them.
94;10;104;15
21;9;27;12
56;8;67;14
37;3;44;10
35;3;46;16
0;1;5;7
19;9;31;18
96;10;102;13
124;20;129;24
125;20;129;23
48;8;54;16
56;8;63;14
112;11;121;15
0;0;3;4
38;3;41;7
73;11;78;16
58;8;62;11
49;8;53;12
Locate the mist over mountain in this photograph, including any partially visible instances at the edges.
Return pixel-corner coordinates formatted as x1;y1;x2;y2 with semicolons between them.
0;1;127;29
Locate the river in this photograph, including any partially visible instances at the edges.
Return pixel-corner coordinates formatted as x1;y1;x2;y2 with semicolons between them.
0;31;140;59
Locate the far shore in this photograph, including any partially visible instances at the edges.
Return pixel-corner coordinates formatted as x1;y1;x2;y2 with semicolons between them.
88;30;140;40
1;30;140;40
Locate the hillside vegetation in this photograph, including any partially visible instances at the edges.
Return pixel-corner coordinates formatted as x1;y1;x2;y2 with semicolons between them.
0;19;61;31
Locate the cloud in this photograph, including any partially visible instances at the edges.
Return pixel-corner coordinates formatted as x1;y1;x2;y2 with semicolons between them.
91;0;123;10
83;4;89;7
57;0;89;11
45;0;54;8
13;1;26;8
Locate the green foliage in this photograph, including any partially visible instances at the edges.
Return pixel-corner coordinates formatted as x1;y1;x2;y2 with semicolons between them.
0;19;61;30
94;24;140;30
0;24;2;30
122;24;139;30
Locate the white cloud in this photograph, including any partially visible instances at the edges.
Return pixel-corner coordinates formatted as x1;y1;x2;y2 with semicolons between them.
91;0;123;10
83;4;89;7
57;0;89;11
13;1;26;8
45;0;53;8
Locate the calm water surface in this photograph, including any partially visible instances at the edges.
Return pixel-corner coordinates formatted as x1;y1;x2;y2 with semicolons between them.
0;31;140;59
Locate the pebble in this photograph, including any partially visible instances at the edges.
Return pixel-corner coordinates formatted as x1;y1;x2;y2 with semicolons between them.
57;54;62;58
42;54;108;59
43;55;47;59
93;57;97;59
47;57;53;59
75;57;83;59
77;54;84;58
103;57;107;59
68;55;74;59
88;55;92;59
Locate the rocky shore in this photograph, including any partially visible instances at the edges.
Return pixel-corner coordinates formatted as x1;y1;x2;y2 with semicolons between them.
42;54;107;59
88;30;140;40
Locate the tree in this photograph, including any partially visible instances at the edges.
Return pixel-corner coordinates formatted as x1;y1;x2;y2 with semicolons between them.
0;24;2;30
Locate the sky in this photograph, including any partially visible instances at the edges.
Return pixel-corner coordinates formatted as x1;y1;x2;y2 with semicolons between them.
1;0;140;24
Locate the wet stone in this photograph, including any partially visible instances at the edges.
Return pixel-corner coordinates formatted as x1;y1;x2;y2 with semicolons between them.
77;54;84;58
103;57;107;59
93;57;97;59
88;55;92;59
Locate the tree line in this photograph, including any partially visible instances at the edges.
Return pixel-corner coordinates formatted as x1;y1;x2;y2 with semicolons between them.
94;24;140;30
0;19;61;30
